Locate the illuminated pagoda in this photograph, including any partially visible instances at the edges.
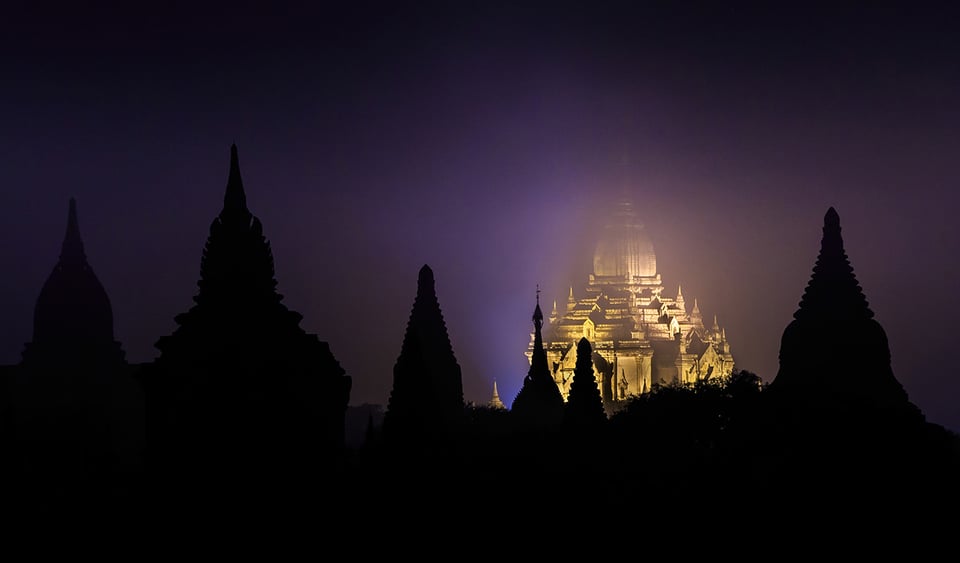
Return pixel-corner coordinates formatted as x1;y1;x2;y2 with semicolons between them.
488;380;506;410
532;196;734;407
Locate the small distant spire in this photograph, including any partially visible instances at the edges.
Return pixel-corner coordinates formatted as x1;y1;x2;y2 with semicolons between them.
223;143;248;212
690;298;703;325
59;197;87;266
677;285;683;298
713;314;720;331
568;286;575;301
551;299;558;316
489;379;506;409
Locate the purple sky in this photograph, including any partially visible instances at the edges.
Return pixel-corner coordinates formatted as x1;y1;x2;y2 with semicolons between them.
2;2;959;432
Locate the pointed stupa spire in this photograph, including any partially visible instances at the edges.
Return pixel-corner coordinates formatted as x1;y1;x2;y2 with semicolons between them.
713;314;720;331
383;263;464;439
223;143;248;213
489;379;506;409
59;197;87;266
793;206;873;322
533;284;543;327
511;287;564;424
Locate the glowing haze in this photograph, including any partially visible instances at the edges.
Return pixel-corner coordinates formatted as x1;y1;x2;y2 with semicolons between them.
1;3;958;431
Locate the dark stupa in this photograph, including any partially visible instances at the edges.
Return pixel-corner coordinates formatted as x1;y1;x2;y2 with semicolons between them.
511;288;564;427
151;145;351;475
382;264;465;444
771;207;914;412
15;199;142;511
22;198;124;367
563;337;607;428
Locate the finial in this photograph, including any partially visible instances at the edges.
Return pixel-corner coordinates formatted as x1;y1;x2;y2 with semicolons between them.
418;264;434;285
59;197;87;265
825;207;840;228
224;143;248;212
677;284;683;298
533;285;544;323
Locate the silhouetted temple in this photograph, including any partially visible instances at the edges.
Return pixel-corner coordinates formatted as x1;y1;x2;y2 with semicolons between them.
13;198;143;506
23;199;125;368
536;196;734;407
382;264;465;444
771;207;916;413
511;289;563;427
149;145;351;476
563;337;607;428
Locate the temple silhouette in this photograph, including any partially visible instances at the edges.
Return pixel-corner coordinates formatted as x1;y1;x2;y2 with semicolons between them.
0;150;957;532
10;198;143;512
147;145;351;493
381;264;465;447
511;289;564;428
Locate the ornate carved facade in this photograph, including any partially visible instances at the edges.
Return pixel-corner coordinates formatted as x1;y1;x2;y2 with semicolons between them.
530;198;734;405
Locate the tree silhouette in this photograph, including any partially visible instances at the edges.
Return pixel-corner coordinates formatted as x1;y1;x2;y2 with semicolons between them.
563;337;606;428
150;144;351;482
382;264;465;447
511;288;564;428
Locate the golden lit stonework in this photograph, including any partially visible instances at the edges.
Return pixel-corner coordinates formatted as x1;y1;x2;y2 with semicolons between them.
531;198;735;405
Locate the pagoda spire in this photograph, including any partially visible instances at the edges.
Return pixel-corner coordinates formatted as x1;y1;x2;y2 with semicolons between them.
223;143;248;214
533;284;543;328
383;264;465;441
489;379;506;409
793;206;873;323
691;298;703;325
59;197;86;266
511;287;564;426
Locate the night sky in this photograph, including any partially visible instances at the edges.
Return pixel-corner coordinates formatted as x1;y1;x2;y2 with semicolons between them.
2;2;959;432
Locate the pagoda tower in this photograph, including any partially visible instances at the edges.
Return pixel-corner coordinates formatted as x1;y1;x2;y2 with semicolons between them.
15;198;142;503
771;207;915;413
150;145;351;472
22;198;124;368
382;264;465;444
511;288;563;427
